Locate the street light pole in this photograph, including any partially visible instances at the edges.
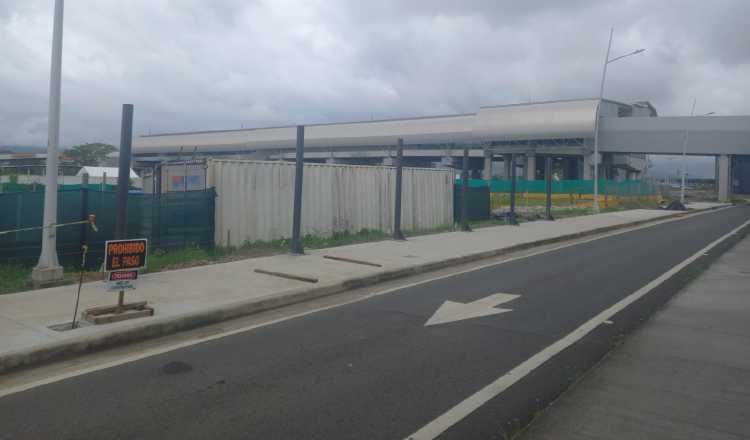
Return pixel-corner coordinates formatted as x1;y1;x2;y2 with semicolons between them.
592;27;645;212
32;0;65;284
592;28;613;213
680;98;697;205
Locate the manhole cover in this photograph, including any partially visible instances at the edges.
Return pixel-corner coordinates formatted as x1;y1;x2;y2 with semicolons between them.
162;361;193;374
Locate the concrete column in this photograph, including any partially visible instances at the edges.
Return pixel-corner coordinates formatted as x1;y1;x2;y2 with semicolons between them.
483;148;493;179
325;150;338;164
715;156;720;197
582;154;594;180
438;156;454;168
717;154;732;202
525;153;536;180
503;154;512;179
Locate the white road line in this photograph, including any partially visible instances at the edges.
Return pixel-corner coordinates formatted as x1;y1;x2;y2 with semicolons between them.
405;218;750;440
0;207;734;398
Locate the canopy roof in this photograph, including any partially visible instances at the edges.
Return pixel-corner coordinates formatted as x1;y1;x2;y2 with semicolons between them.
132;99;650;154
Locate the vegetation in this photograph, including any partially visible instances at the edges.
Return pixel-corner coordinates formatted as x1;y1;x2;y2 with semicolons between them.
0;264;32;295
144;229;392;273
0;200;662;296
67;142;117;166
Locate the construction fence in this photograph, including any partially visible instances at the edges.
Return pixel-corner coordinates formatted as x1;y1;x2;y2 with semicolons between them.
208;159;454;246
0;188;215;268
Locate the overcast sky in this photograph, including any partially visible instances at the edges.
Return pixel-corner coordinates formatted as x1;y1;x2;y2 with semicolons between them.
1;0;748;149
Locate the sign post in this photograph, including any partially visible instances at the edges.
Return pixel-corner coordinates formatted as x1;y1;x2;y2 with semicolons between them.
82;238;154;324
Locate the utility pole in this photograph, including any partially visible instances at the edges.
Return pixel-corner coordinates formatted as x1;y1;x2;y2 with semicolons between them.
507;154;518;225
32;0;65;285
392;138;405;240
545;156;554;221
290;126;305;254
593;28;613;213
460;147;471;231
679;99;696;204
593;27;645;213
114;104;134;309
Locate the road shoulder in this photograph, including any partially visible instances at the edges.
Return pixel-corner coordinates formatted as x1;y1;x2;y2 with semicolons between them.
519;231;750;439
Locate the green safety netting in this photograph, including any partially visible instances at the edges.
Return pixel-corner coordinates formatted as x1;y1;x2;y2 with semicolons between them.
455;179;657;196
0;188;216;268
0;182;118;193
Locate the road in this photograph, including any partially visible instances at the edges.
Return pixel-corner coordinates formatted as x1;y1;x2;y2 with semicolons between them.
1;206;749;440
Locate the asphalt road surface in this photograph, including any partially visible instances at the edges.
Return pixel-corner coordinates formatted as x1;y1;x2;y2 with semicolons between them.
1;206;749;440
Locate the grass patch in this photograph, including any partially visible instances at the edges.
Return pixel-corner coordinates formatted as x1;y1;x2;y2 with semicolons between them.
0;200;664;296
0;264;33;295
142;229;395;274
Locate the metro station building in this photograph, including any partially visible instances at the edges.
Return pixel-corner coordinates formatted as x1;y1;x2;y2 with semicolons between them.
132;98;750;201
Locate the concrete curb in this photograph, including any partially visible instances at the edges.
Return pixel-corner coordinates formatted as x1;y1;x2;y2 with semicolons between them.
0;207;726;375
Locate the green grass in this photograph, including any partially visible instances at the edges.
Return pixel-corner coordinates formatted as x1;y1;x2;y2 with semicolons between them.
142;229;395;274
0;264;33;295
0;200;663;296
145;246;218;273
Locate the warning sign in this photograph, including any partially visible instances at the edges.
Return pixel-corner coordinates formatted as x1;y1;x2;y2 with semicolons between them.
105;238;148;272
107;270;139;291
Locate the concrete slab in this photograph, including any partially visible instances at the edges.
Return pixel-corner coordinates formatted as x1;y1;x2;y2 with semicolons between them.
520;233;750;440
686;201;732;210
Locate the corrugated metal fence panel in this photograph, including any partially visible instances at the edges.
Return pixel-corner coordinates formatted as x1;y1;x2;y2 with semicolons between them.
210;160;453;246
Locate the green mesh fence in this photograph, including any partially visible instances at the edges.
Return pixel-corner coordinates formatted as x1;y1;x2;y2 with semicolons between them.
457;179;657;196
0;188;216;268
453;185;490;222
0;182;117;193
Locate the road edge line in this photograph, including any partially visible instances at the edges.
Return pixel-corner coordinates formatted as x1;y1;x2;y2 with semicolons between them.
0;206;729;375
405;216;750;440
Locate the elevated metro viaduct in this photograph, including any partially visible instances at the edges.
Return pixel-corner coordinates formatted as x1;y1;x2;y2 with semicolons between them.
133;98;750;201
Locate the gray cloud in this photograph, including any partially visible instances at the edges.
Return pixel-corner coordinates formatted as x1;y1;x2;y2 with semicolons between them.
0;0;748;148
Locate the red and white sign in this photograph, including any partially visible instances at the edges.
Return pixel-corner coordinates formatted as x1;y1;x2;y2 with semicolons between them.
106;269;139;292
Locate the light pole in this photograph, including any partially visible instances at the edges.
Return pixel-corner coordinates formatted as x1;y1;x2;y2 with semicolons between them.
32;0;65;284
593;27;645;212
680;103;715;204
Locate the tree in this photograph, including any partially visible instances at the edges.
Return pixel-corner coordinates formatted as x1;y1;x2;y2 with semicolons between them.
67;143;117;166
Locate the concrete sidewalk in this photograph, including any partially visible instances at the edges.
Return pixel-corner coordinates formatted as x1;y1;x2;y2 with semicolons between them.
0;207;721;373
520;225;750;439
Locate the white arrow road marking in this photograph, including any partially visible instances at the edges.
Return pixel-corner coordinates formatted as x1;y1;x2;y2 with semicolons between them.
424;293;520;326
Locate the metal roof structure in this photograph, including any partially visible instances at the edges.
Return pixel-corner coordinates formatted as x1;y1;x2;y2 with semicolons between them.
473;99;599;142
133;99;612;154
132;98;750;156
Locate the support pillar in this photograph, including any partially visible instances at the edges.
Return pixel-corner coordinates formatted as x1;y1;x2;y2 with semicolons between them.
717;154;732;202
525;153;536;180
460;148;471;232
503;154;512;179
582;154;594;180
325;152;340;165
483;147;493;180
